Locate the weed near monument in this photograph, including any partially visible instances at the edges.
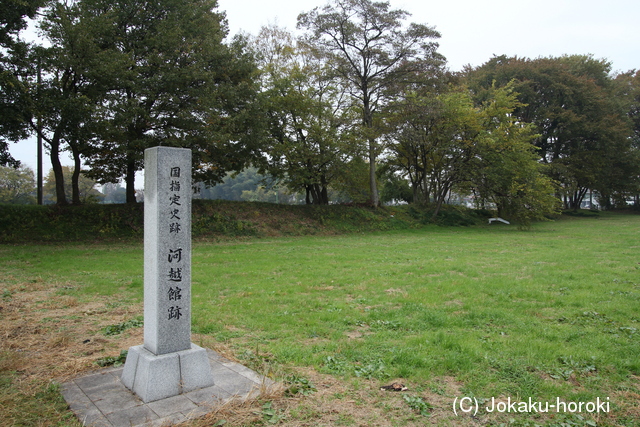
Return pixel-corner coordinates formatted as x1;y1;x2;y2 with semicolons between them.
1;212;639;425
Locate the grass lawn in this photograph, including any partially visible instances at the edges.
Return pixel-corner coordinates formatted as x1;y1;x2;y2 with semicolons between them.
1;212;639;426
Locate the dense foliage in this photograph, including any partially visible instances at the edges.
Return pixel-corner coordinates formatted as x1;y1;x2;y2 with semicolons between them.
466;55;640;210
0;0;45;167
0;200;491;242
2;0;639;225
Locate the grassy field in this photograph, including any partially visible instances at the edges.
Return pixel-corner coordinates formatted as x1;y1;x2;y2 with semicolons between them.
1;212;639;426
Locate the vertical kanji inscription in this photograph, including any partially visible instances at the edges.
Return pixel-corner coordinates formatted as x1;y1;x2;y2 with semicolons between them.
143;147;192;355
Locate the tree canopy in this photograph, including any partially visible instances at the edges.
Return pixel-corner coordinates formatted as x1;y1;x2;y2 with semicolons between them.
0;0;45;167
252;25;357;204
0;165;36;203
465;55;638;210
298;0;444;206
2;0;638;222
20;0;262;204
73;0;261;203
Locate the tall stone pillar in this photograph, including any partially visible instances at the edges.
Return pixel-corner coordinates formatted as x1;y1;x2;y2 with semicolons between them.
122;146;214;403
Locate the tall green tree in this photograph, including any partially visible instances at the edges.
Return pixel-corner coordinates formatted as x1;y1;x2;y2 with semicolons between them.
386;82;559;224
30;0;101;205
297;0;444;206
609;70;640;207
386;87;481;217
43;165;102;204
465;85;560;226
0;0;45;167
0;0;43;45
621;70;640;145
73;0;261;203
253;26;356;204
101;182;126;204
199;167;268;201
466;55;635;210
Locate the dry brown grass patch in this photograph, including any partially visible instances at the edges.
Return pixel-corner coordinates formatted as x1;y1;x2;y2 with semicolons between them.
0;281;141;385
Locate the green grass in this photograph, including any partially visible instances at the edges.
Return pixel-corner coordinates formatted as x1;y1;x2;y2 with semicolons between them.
2;211;639;426
3;244;144;298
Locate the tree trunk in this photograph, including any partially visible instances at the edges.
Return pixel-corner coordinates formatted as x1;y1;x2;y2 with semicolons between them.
421;182;430;207
412;185;420;205
363;92;379;207
308;185;318;205
320;185;329;205
71;143;82;204
569;187;588;211
48;132;68;206
369;141;378;207
125;159;137;203
430;194;446;221
320;174;329;205
306;183;330;205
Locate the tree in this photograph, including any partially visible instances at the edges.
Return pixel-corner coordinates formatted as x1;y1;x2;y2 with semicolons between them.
0;0;46;167
608;70;640;207
0;0;43;46
621;71;640;145
239;184;299;204
199;167;279;201
386;87;480;217
43;166;102;204
0;165;36;203
466;55;635;210
253;26;356;204
30;0;101;205
101;182;126;204
464;85;561;226
378;165;412;204
298;0;444;206
385;81;560;225
71;0;262;203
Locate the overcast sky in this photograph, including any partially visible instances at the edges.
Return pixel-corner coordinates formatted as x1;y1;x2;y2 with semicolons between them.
9;0;640;173
217;0;639;72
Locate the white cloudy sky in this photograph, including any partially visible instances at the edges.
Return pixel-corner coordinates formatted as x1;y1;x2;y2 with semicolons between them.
217;0;639;72
9;0;640;172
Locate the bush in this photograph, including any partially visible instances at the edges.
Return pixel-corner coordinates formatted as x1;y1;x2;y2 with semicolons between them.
407;204;492;226
0;200;500;243
0;203;143;242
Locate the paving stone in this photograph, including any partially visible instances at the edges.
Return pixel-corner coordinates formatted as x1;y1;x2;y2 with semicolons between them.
110;367;125;377
75;371;121;393
226;364;267;384
147;394;198;418
206;349;231;363
61;382;92;411
140;412;189;427
63;350;274;427
76;409;112;427
213;370;259;396
181;405;214;421
183;384;231;406
92;386;143;415
106;404;159;426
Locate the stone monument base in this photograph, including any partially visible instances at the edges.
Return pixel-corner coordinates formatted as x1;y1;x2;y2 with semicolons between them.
121;343;215;403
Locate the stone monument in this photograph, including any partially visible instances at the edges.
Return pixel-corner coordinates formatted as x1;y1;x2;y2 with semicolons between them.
122;146;215;403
